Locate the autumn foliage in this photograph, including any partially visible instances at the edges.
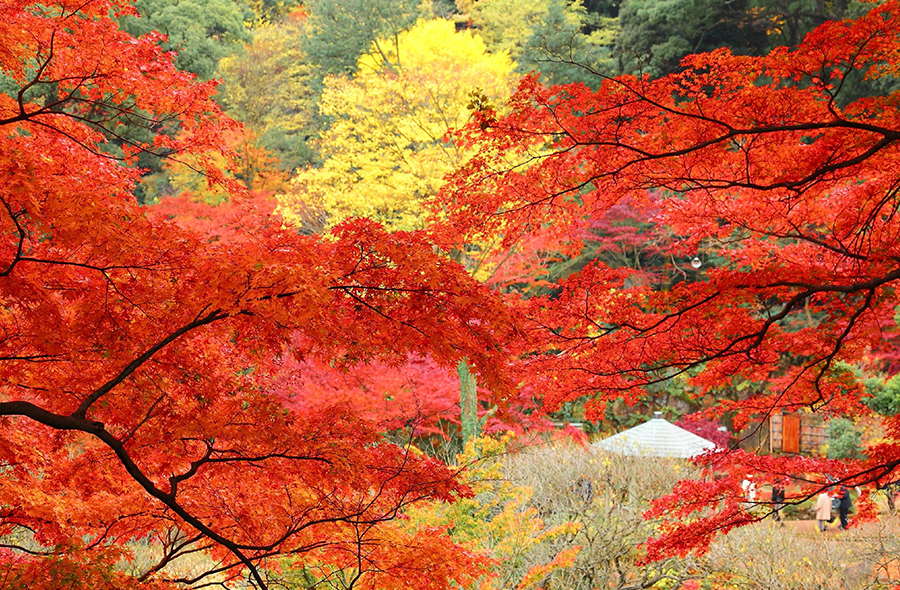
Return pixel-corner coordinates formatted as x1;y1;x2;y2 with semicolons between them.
436;0;900;554
0;1;519;587
8;0;900;581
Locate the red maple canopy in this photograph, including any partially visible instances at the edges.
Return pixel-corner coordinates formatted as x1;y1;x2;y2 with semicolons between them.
0;1;517;587
436;0;900;554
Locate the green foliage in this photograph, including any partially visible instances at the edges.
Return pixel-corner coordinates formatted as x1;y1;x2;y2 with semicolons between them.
121;0;252;80
617;0;766;76
778;496;813;520
118;0;254;202
518;0;619;86
302;0;422;80
217;14;319;172
457;0;619;85
749;0;869;47
826;417;865;460
582;0;620;17
865;375;900;417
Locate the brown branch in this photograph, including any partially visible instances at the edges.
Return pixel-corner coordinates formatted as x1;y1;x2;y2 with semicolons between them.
0;401;269;589
73;309;229;419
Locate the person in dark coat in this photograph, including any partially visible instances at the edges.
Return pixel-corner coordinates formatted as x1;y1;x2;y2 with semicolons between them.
837;486;852;530
771;478;786;522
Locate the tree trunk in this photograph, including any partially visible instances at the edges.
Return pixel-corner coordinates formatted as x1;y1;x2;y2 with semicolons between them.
458;360;478;444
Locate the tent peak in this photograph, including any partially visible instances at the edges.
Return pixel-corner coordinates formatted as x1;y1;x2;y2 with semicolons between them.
592;413;717;458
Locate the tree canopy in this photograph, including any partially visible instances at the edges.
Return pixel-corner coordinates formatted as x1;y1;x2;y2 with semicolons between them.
0;1;519;587
121;0;252;80
278;18;515;232
9;0;900;580
437;0;900;553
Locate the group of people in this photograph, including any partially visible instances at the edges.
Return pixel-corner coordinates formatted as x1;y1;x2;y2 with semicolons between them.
815;485;853;531
742;475;854;531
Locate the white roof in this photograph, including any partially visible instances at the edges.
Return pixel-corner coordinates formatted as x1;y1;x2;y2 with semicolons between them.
592;412;718;458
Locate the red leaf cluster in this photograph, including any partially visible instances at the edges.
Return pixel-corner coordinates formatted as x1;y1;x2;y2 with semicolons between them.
0;1;518;586
437;0;900;555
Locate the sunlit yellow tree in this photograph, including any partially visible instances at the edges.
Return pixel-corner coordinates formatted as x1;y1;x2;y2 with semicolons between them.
278;18;515;232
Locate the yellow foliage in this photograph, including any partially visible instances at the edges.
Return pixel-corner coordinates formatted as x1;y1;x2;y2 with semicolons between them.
278;18;516;232
455;0;551;58
516;545;582;590
401;435;582;590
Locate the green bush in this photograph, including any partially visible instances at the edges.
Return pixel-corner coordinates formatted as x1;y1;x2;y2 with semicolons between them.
826;417;865;460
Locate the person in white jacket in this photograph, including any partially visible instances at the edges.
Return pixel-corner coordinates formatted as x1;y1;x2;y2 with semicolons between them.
815;491;832;531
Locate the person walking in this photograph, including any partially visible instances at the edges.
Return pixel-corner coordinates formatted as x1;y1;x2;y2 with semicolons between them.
771;478;786;523
815;490;832;532
742;475;757;502
837;485;853;530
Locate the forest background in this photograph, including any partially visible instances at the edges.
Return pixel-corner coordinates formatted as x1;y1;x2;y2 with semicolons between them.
5;0;900;588
142;0;895;443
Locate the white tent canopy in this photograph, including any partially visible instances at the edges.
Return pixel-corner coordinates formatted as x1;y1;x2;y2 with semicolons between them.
592;412;718;458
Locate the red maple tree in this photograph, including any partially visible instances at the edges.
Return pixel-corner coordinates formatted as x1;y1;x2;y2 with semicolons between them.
436;0;900;554
0;1;518;587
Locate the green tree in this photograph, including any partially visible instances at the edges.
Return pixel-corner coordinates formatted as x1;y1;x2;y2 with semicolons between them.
518;0;619;86
826;417;866;460
865;375;900;417
456;0;619;85
750;0;863;48
217;12;318;172
302;0;421;81
616;0;766;76
121;0;252;80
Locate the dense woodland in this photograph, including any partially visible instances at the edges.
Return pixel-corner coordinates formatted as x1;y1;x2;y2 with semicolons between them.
4;0;900;588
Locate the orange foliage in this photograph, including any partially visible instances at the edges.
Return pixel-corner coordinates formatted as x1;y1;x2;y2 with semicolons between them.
0;1;517;587
438;0;900;555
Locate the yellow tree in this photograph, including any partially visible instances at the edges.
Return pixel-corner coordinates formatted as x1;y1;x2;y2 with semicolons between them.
277;18;515;232
456;0;549;59
216;11;317;177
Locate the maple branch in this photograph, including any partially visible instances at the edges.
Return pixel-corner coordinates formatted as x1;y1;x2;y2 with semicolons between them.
73;309;229;418
119;391;166;444
0;543;55;556
527;124;900;212
0;401;270;588
14;30;55;120
334;286;430;339
209;449;336;465
137;532;209;583
0;201;27;278
168;441;215;496
809;289;878;403
752;267;900;293
0;401;104;432
2;65;212;177
85;510;152;551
